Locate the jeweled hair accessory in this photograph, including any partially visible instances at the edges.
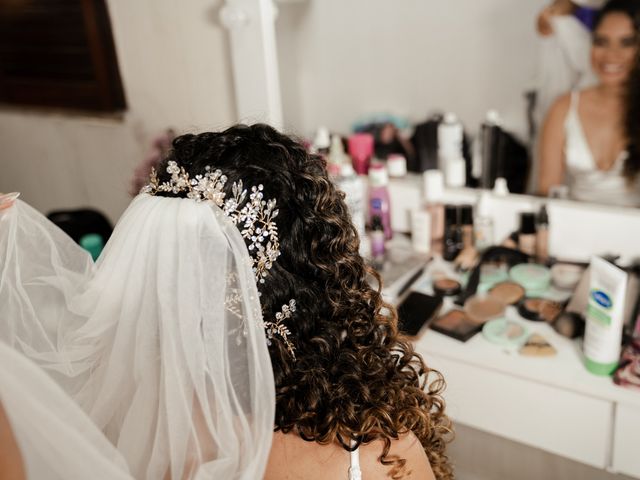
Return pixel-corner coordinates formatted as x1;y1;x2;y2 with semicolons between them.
142;161;280;283
264;300;296;360
143;161;297;358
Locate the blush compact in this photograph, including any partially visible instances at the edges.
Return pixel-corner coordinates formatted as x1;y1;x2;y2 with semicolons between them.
433;277;462;297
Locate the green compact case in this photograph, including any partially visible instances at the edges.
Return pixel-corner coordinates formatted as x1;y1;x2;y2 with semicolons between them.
482;318;529;347
509;263;551;296
461;264;510;294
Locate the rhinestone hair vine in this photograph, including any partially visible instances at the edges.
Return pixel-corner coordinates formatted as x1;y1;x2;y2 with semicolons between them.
142;161;280;282
264;300;296;360
142;161;297;358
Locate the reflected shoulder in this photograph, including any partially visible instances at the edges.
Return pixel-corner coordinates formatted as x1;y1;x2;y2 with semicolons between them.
549;92;572;117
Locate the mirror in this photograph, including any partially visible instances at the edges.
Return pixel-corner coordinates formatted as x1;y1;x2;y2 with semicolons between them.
274;0;640;209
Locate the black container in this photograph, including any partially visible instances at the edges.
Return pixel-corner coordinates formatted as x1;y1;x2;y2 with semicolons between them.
520;212;537;235
477;118;529;193
443;205;462;261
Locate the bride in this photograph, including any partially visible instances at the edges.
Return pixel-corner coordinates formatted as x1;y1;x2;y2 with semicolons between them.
0;124;453;479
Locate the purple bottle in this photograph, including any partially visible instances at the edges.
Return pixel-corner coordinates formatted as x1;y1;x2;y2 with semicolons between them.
370;215;386;260
368;163;392;240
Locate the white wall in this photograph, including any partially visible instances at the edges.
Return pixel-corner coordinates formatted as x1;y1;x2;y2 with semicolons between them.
0;0;236;224
276;0;548;138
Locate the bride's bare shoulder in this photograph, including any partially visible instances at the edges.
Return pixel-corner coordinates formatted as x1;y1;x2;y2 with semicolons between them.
264;430;435;480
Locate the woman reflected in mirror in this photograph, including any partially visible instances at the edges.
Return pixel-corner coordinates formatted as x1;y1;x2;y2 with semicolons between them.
538;0;640;207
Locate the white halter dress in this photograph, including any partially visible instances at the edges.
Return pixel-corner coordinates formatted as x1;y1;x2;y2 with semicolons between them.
564;91;640;207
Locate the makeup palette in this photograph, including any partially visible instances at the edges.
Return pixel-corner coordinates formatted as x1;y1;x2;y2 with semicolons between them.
430;309;482;342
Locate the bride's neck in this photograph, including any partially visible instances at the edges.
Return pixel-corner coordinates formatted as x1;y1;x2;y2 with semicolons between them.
595;83;625;99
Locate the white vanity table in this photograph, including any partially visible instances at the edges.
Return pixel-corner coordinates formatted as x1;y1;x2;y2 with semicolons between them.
413;311;640;477
385;175;640;478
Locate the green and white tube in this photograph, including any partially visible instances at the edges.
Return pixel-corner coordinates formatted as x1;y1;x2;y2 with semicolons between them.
583;256;628;376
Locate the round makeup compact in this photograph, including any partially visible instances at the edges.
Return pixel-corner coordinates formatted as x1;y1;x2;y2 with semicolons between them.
482;318;529;347
433;278;462;297
464;295;506;325
518;297;563;323
551;263;585;290
489;281;526;305
509;263;551;296
477;264;510;293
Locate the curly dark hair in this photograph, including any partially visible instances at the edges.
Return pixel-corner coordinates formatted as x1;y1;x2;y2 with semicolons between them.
594;0;640;182
627;51;640;183
154;124;454;479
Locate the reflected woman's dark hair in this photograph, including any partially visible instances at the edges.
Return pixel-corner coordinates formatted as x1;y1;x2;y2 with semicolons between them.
592;0;640;32
627;51;640;182
154;124;454;479
593;0;640;183
626;14;640;182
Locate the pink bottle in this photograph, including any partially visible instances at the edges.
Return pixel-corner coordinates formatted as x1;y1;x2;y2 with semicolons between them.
348;133;374;175
368;163;392;240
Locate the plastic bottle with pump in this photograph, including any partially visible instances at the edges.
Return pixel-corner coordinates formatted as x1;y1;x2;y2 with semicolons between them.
368;163;392;240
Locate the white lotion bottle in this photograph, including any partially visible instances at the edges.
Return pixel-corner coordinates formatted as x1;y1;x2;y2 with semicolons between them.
584;256;628;375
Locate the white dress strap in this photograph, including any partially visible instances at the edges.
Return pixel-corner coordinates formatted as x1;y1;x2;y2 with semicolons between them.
349;444;362;480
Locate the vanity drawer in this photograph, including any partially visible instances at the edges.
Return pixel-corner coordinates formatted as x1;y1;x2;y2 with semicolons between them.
427;354;613;469
612;404;640;478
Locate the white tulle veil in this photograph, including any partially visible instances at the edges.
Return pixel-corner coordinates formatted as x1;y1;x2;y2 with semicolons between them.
0;194;275;479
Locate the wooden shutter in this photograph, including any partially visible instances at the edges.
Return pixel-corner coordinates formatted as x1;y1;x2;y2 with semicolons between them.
0;0;126;112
